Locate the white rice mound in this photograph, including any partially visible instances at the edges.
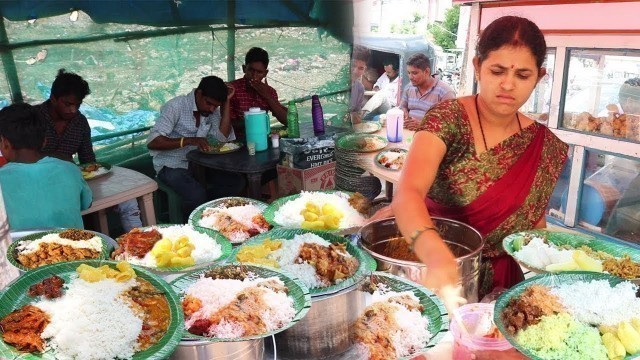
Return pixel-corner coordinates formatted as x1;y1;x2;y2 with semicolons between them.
17;233;103;254
198;204;268;242
551;279;640;326
123;225;222;267
183;275;296;338
34;277;143;360
269;233;352;289
364;288;431;358
273;191;366;229
513;236;574;269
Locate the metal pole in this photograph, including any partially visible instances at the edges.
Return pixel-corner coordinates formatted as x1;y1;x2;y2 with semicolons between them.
226;0;236;82
0;16;23;103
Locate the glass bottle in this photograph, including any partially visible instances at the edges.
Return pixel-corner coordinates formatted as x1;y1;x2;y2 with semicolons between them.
286;101;300;138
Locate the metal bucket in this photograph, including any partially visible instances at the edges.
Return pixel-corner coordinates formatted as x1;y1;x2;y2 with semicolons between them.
357;217;484;303
274;284;366;359
170;338;265;360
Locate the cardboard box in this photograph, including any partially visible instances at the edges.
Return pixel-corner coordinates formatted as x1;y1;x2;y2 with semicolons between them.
280;137;335;169
277;162;336;196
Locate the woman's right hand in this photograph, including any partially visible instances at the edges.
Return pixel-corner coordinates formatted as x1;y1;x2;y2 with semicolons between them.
368;205;394;222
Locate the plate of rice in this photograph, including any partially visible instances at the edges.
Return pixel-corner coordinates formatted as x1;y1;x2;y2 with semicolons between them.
264;191;369;234
111;225;232;273
79;162;112;180
503;229;640;283
336;134;388;153
170;263;312;341
232;228;376;296
375;148;408;171
494;271;640;360
189;197;271;244
351;272;449;360
199;141;244;155
7;229;115;272
0;260;183;360
353;122;382;134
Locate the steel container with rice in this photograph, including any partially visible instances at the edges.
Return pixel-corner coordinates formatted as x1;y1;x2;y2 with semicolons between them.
357;217;484;303
231;228;377;359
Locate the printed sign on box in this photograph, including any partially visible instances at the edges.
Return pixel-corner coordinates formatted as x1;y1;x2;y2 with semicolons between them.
277;162;336;196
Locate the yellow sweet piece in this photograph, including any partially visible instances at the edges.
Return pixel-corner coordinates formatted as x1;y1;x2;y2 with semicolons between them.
175;236;190;249
602;332;627;360
300;201;344;230
301;220;326;230
322;203;341;217
236;239;282;268
305;202;320;214
77;261;136;282
573;250;604;272
600;324;619;335
618;321;640;355
170;256;195;267
176;246;193;258
151;238;173;256
632;318;640;334
302;210;319;222
319;214;340;230
545;260;579;272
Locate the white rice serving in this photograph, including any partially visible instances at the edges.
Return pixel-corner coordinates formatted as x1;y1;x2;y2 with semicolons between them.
198;204;268;242
34;277;143;360
362;286;431;358
551;279;640;327
268;232;353;289
183;274;296;338
513;236;574;269
17;233;103;254
273;191;366;229
121;225;222;267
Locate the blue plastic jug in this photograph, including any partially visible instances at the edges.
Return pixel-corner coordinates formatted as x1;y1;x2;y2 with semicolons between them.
244;107;270;152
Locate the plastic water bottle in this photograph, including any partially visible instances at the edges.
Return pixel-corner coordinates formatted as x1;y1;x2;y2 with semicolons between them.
311;95;325;136
286;101;300;138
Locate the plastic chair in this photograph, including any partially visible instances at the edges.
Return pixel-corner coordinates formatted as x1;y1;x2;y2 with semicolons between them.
153;176;184;224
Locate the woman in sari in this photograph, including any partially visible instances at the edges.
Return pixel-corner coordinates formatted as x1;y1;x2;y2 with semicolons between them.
376;16;568;299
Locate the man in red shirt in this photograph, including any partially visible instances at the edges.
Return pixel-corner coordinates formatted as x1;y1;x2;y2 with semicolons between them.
228;47;287;137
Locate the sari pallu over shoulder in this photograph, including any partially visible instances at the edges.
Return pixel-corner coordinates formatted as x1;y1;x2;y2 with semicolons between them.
426;125;547;238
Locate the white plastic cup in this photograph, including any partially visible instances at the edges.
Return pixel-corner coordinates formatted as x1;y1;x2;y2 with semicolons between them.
247;141;256;156
386;107;404;143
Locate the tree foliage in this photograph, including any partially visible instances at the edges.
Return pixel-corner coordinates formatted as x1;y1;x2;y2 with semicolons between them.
428;5;460;50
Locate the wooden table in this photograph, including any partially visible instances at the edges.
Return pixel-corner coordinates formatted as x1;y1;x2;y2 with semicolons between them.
187;144;281;200
81;166;158;236
357;127;415;200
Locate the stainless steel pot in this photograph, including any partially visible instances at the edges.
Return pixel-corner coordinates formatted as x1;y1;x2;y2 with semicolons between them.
274;284;366;359
357;217;484;303
170;338;267;360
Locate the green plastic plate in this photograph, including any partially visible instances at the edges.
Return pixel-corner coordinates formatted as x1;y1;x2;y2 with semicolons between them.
503;229;640;282
335;133;388;153
112;225;232;273
263;190;366;235
199;140;244;155
7;230;114;272
494;271;635;360
352;121;382;134
359;272;450;357
170;263;312;341
0;260;183;360
79;162;112;180
230;228;377;297
189;197;269;244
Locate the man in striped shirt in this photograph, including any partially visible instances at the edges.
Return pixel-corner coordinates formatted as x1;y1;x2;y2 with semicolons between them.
400;53;456;129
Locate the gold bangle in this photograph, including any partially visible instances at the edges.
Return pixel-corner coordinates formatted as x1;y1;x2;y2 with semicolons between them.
180;137;184;148
408;226;438;253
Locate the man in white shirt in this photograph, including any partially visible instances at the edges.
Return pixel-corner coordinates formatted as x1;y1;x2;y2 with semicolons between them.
147;76;245;219
361;58;401;118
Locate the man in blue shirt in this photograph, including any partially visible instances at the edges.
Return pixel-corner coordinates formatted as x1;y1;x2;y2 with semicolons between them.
0;103;92;230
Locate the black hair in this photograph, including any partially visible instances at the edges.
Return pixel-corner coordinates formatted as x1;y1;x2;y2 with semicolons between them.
406;53;431;71
50;68;91;100
476;16;546;69
0;103;46;150
197;76;228;103
245;47;269;67
352;46;370;63
383;57;400;72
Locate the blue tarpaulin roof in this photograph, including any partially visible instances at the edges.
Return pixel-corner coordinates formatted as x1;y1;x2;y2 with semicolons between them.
0;0;353;42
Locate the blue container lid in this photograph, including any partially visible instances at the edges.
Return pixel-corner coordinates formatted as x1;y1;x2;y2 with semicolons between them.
561;183;606;226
